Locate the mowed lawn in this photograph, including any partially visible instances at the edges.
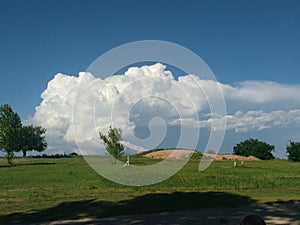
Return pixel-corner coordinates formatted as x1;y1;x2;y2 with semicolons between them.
0;156;299;224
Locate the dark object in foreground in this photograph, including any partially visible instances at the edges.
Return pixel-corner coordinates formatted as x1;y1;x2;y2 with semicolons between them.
240;214;266;225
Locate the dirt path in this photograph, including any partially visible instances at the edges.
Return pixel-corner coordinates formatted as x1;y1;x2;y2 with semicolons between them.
41;202;300;225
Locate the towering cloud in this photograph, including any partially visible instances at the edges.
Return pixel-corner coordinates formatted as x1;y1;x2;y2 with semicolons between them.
27;63;300;155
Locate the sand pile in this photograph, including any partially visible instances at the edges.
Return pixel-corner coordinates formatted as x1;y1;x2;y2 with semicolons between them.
143;149;260;161
203;153;260;161
143;149;195;159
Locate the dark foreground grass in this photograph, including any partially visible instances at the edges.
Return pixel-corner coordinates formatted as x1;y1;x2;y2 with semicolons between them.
0;156;299;224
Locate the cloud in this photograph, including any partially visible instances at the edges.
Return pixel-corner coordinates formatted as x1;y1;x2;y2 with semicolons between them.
27;63;300;154
173;109;300;132
224;80;300;103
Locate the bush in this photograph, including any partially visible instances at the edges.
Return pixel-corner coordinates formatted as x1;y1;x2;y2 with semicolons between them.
190;151;202;160
286;141;300;162
69;152;79;156
233;138;274;160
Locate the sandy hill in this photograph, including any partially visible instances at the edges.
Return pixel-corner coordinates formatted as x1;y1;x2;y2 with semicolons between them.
143;149;260;161
143;149;195;159
202;153;260;161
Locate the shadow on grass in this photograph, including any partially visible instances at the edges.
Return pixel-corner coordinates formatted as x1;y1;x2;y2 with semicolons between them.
0;162;56;168
0;191;256;224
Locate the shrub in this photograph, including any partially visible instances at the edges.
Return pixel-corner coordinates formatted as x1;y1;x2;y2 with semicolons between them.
286;141;300;162
233;138;274;160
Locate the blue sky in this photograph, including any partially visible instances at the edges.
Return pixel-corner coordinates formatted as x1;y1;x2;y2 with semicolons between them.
1;0;300;156
1;0;299;118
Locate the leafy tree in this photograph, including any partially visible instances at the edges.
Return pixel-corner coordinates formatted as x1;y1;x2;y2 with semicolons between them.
0;104;22;164
19;125;47;157
233;138;274;160
99;126;124;163
286;141;300;162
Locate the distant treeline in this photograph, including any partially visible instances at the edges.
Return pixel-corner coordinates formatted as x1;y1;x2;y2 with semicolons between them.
30;152;79;158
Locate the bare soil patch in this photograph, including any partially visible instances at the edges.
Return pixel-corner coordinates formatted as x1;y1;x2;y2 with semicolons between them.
143;149;260;161
143;149;195;159
203;153;260;161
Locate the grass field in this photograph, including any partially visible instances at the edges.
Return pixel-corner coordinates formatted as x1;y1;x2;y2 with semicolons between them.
0;156;299;224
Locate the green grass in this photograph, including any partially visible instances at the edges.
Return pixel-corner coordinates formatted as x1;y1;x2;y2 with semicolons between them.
0;156;299;224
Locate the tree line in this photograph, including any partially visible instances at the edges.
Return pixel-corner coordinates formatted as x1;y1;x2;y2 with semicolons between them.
100;128;300;162
0;104;47;164
1;104;300;165
233;138;300;162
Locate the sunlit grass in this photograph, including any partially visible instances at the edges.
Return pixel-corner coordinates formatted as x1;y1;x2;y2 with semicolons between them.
0;156;299;223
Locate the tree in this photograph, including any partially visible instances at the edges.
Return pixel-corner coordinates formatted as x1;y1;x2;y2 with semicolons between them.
0;104;47;164
286;141;300;162
233;138;274;160
99;126;124;163
0;104;22;164
19;125;47;157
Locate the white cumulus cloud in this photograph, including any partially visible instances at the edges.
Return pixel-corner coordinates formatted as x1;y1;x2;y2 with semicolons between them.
27;63;300;154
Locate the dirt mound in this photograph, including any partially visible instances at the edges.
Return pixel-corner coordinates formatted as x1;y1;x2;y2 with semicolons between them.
143;149;195;159
203;153;260;161
143;150;260;161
